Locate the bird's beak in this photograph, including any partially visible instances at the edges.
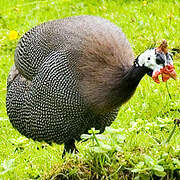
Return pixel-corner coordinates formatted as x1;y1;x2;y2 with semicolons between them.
152;64;177;84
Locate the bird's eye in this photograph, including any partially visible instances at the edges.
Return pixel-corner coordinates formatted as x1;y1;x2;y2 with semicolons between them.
148;57;151;60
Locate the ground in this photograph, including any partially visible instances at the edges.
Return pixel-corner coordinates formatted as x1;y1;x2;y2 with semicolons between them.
0;0;179;179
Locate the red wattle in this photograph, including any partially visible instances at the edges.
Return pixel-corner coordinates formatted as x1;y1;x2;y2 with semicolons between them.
152;70;161;84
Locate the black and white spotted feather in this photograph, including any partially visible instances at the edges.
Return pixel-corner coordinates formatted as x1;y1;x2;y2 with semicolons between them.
6;15;135;146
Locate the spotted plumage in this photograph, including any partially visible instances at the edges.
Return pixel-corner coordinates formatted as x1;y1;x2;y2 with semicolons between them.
6;15;176;154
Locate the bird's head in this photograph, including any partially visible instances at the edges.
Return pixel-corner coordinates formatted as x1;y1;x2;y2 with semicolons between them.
135;40;177;83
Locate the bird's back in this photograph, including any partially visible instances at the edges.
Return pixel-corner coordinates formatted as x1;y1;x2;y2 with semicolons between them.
15;15;133;81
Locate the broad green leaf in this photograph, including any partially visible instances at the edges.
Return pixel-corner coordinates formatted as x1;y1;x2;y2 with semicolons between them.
105;127;124;133
95;134;107;140
131;168;142;173
88;128;100;134
100;143;112;151
116;134;126;142
136;162;145;168
144;155;155;166
154;170;166;177
172;158;180;168
91;147;106;153
152;165;164;172
81;134;92;140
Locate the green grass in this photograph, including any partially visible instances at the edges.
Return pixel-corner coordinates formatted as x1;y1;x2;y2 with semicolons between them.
0;0;180;179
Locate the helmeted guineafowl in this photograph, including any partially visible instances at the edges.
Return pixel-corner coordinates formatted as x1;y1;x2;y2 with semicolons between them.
6;15;176;155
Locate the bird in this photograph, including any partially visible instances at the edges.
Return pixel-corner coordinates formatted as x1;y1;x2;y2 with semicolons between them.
6;15;177;156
